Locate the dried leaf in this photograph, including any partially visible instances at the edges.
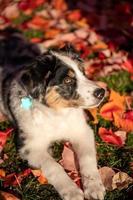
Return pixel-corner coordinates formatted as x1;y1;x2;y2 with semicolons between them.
114;131;127;145
0;169;6;178
112;172;133;190
31;169;47;184
99;167;115;191
0;191;20;200
0;113;7;122
2;4;19;19
59;144;78;172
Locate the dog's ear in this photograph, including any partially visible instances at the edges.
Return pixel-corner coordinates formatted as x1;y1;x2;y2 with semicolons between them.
59;43;82;62
59;43;77;54
19;53;56;98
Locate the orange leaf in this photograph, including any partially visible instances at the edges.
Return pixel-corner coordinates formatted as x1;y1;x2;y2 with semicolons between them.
100;90;126;121
27;16;49;29
0;169;6;178
89;108;98;124
92;41;108;51
31;169;47;184
76;18;88;27
45;29;61;39
100;102;123;121
52;0;67;11
109;90;125;106
113;111;133;132
67;10;81;22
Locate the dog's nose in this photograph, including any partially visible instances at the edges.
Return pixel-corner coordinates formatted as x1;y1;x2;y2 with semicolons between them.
93;88;105;100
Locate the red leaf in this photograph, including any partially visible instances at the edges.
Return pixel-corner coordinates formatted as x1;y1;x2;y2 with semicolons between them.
4;169;31;187
0;128;13;152
123;110;133;120
122;59;133;74
67;10;81;22
18;0;45;10
98;127;123;146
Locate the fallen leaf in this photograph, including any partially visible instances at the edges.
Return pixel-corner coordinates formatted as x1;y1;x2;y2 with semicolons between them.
2;4;19;19
112;172;133;190
114;131;127;145
59;144;78;172
27;16;49;30
31;169;47;184
99;167;115;191
100;102;123;121
0;128;13;153
52;0;67;11
100;90;126;121
113;111;133;132
92;40;108;51
98;127;123;146
122;59;133;74
0;191;20;200
4;169;31;187
45;28;61;39
0;112;7;122
30;37;42;43
0;169;6;178
88;108;98;124
67;10;81;22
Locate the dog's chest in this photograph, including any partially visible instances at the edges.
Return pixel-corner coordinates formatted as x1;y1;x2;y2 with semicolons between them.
20;107;87;145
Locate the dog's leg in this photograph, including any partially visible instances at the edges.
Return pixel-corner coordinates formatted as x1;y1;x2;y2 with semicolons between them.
71;127;105;200
41;153;84;200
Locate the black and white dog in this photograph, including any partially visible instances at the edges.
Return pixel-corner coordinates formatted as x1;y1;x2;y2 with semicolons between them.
0;28;105;200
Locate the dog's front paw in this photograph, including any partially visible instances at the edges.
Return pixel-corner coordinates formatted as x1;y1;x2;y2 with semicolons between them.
83;173;105;200
61;185;84;200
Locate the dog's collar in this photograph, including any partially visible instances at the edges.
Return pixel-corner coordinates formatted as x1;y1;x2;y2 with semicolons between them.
21;96;33;110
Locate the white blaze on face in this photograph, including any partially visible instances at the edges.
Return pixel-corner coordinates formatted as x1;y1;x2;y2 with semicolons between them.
52;52;104;108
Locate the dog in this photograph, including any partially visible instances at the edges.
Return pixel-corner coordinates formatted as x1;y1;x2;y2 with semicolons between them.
0;28;106;200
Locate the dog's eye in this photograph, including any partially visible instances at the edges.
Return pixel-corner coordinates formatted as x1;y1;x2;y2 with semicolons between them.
63;76;73;84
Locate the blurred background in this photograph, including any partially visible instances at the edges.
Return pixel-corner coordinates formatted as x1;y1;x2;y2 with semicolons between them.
0;1;133;200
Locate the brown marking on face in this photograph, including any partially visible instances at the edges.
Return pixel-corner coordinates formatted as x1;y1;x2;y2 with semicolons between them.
67;69;75;78
45;86;85;110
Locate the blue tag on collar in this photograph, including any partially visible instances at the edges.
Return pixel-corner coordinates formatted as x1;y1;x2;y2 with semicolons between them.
21;96;33;110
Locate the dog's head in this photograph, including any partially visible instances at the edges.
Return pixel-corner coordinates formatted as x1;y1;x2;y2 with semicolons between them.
19;46;105;110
